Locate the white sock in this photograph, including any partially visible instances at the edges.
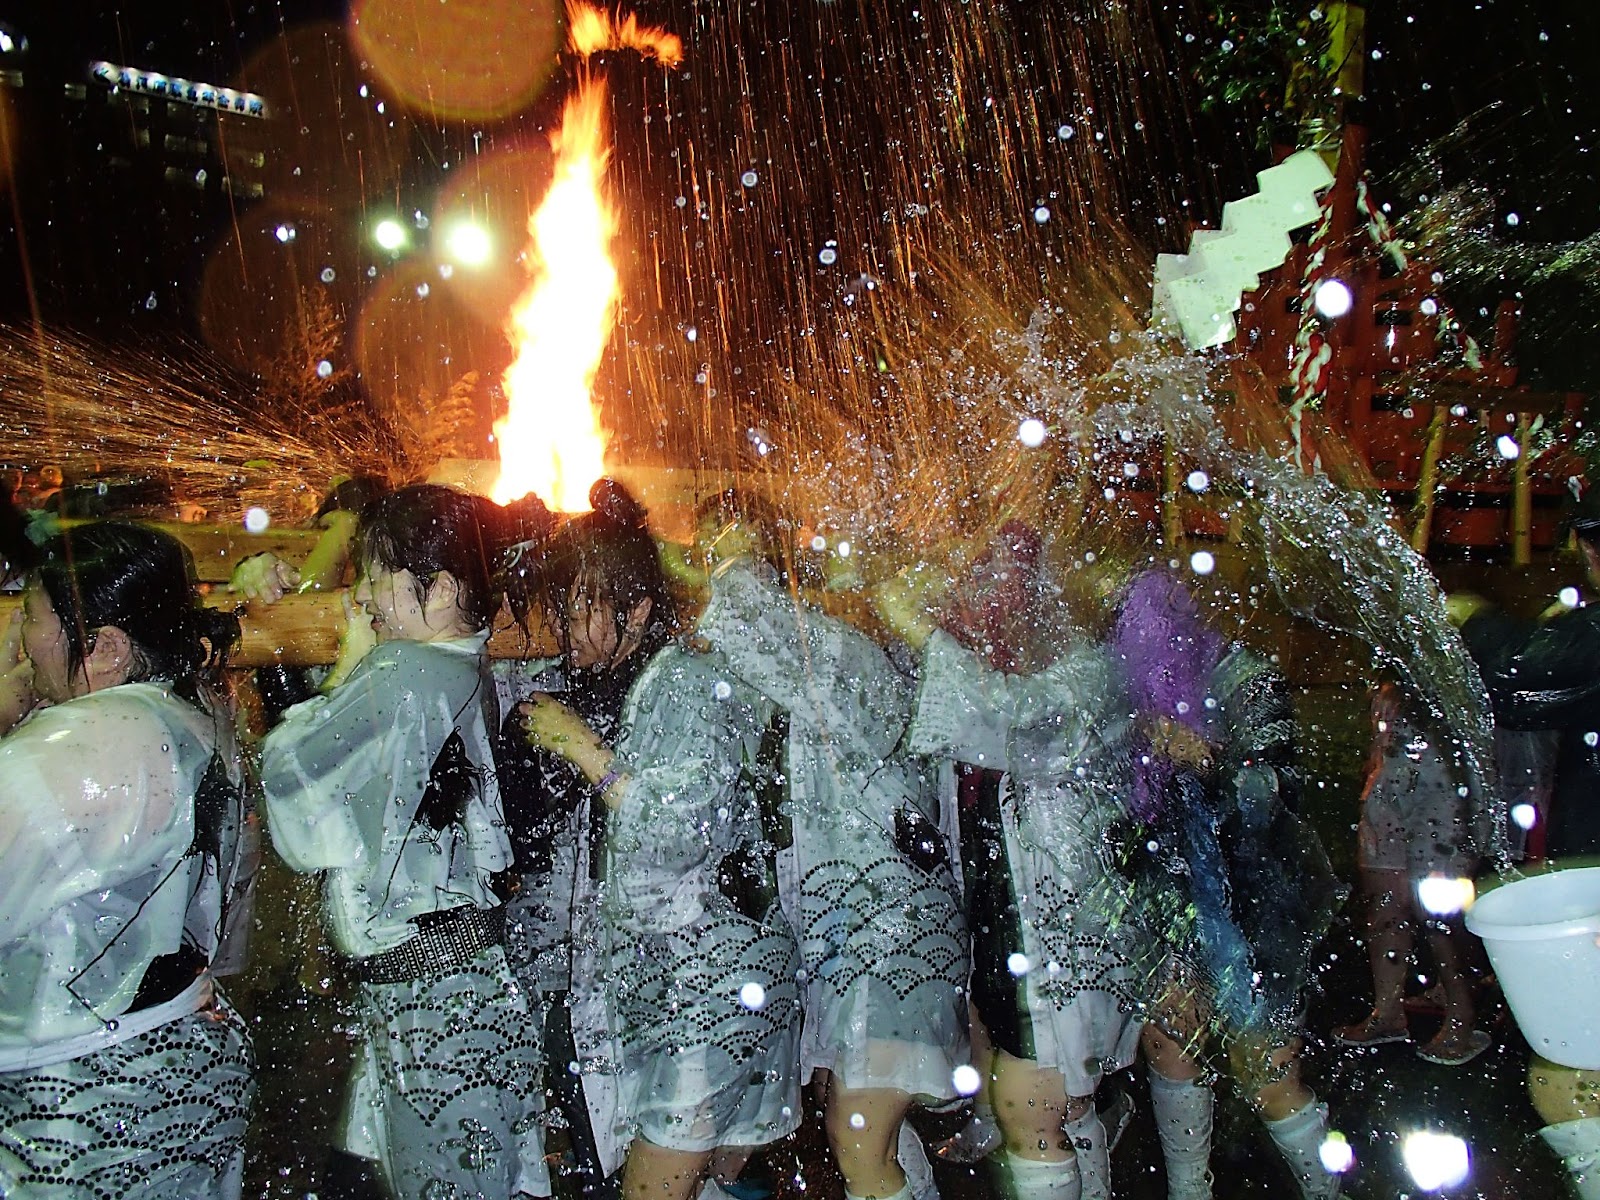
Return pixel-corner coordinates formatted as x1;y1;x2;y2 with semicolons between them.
1148;1070;1213;1200
1003;1153;1082;1200
1062;1108;1110;1200
1263;1096;1340;1200
898;1119;941;1200
1543;1118;1600;1199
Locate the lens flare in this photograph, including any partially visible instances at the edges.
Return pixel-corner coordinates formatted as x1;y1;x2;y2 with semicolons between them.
350;0;562;120
1402;1131;1470;1191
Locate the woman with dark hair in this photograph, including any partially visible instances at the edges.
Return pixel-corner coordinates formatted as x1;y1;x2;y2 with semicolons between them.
686;503;969;1200
513;479;802;1200
259;483;549;1200
0;521;254;1198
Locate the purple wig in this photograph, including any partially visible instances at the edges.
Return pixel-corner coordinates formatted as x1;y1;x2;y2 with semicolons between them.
1113;569;1225;820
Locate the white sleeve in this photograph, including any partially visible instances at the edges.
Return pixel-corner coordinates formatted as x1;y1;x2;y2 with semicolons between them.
909;630;1120;775
698;561;909;757
259;647;424;873
0;701;186;945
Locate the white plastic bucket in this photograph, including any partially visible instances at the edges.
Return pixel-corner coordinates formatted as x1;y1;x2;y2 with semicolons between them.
1466;867;1600;1069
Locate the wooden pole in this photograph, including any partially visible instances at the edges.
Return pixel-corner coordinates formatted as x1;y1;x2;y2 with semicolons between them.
0;593;560;666
1161;440;1183;550
1512;411;1533;566
1410;403;1449;553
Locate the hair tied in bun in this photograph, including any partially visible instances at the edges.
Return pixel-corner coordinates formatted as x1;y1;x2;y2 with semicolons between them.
588;478;647;531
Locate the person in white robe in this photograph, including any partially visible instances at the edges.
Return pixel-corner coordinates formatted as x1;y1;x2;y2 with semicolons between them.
682;495;967;1200
513;480;802;1200
260;484;549;1200
0;521;254;1199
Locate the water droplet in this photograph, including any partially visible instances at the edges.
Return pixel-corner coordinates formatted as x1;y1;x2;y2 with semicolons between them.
1018;418;1046;448
1320;1132;1355;1173
320;267;336;283
740;170;759;187
244;507;271;534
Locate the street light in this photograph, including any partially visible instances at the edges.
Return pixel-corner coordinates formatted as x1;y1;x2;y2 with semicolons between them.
373;218;408;253
443;220;493;267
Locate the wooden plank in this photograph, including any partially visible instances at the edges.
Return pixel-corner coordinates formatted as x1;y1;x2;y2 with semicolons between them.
0;593;559;667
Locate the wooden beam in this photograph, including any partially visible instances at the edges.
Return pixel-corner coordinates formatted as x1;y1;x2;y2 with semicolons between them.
0;593;559;666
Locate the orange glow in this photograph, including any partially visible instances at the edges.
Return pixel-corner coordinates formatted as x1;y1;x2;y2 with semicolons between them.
566;0;683;64
491;78;616;511
350;0;562;121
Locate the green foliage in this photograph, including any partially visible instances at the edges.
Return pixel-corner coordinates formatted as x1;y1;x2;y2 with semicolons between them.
1194;0;1335;150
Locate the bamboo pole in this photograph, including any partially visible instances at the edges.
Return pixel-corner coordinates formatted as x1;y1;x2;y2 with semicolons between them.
1410;403;1449;553
1161;440;1183;550
1512;411;1533;566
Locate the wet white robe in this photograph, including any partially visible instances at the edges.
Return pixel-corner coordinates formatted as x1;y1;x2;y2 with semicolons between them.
908;630;1147;1096
0;683;254;1198
698;563;969;1100
261;635;548;1199
601;642;803;1156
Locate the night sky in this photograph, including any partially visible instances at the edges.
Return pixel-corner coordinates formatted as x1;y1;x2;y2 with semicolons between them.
1;0;1597;389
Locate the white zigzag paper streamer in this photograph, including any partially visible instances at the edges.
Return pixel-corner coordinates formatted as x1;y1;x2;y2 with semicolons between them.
1151;149;1336;350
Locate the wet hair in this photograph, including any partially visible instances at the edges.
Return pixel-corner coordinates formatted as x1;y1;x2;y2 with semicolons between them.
0;490;35;585
510;478;675;667
33;521;240;705
314;474;390;523
356;483;537;632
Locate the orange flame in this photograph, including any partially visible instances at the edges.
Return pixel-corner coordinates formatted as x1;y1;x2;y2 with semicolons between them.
566;1;683;65
491;2;681;511
491;80;616;511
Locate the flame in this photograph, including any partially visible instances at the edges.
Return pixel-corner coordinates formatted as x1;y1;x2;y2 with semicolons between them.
491;80;616;511
566;1;683;65
491;2;681;511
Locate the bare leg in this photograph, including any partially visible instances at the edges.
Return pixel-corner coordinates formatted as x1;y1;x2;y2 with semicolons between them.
1142;982;1213;1199
621;1140;714;1200
989;1047;1089;1161
1232;1038;1312;1122
1333;867;1412;1042
1416;916;1480;1059
1141;977;1206;1084
824;1080;914;1199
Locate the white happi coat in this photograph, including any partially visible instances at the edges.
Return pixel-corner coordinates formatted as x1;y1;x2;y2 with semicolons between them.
0;683;253;1198
908;629;1149;1095
698;563;969;1099
261;635;549;1200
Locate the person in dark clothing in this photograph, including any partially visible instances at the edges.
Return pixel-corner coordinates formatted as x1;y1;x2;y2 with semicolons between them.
1459;500;1600;861
1456;492;1600;1196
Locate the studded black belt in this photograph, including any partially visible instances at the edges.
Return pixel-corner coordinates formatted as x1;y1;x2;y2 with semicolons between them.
347;905;506;986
